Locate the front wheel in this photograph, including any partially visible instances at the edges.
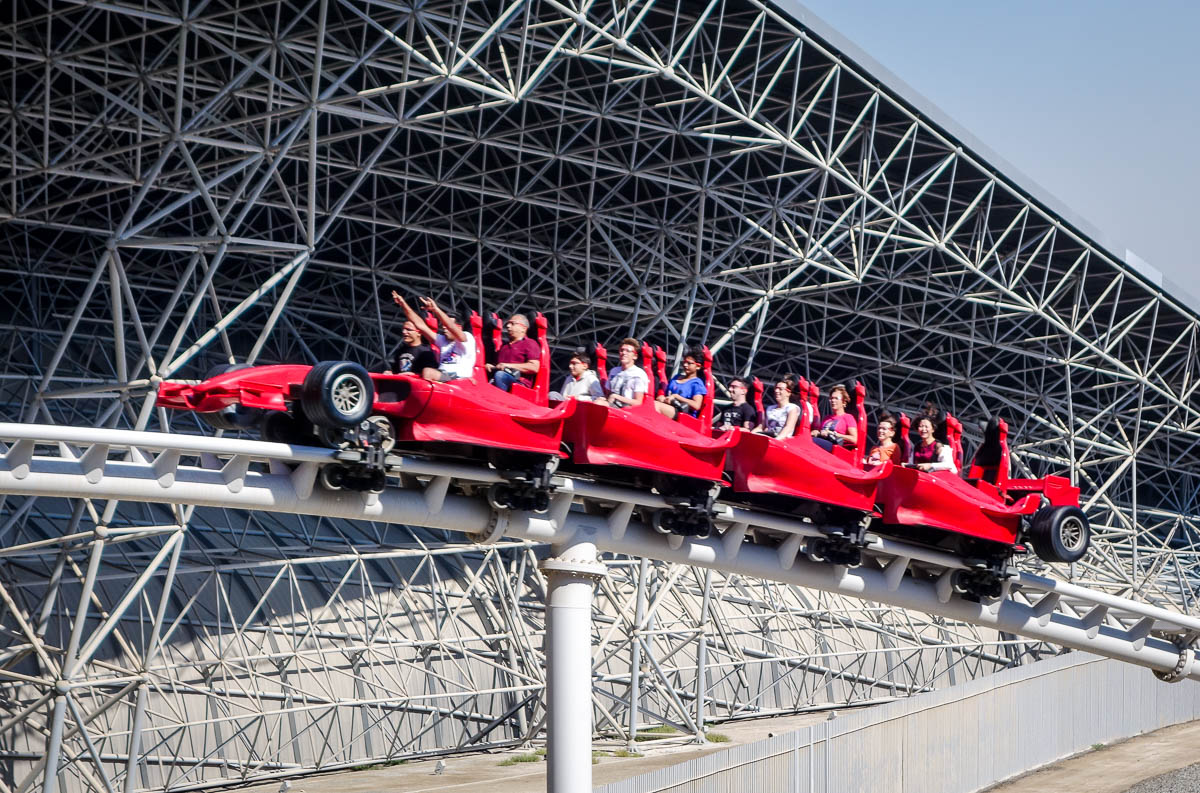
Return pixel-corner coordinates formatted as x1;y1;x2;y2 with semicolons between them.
301;361;374;429
1029;505;1090;564
260;411;314;444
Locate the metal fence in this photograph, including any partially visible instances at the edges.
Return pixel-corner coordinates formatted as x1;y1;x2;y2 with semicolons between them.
597;652;1200;793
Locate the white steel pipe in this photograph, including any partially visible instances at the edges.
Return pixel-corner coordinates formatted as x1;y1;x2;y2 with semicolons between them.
541;541;605;793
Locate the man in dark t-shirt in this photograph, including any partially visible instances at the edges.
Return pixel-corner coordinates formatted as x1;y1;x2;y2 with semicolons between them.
713;378;758;431
389;315;439;375
487;313;541;391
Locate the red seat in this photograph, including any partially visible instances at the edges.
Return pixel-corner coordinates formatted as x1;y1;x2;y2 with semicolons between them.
797;377;813;434
751;377;765;430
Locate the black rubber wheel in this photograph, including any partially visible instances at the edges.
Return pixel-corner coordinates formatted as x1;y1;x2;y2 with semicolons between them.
260;411;314;444
301;361;374;429
805;537;828;563
1029;505;1090;564
319;465;346;491
488;483;513;511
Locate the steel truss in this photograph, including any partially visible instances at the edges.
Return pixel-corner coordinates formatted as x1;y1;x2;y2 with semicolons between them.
1;0;1198;791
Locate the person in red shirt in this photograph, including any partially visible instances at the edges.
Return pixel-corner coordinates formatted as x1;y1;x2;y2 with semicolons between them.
487;314;542;391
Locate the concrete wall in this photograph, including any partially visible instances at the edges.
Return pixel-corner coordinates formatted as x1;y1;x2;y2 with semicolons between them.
596;652;1200;793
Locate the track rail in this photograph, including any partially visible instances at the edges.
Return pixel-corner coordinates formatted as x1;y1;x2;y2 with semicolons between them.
1;422;1196;683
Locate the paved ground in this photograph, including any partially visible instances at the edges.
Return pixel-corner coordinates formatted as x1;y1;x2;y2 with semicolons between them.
982;720;1200;793
232;713;1200;793
234;711;832;793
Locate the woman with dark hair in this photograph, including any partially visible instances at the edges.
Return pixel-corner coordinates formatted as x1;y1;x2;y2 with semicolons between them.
755;376;800;439
655;347;707;419
912;415;957;473
812;383;858;453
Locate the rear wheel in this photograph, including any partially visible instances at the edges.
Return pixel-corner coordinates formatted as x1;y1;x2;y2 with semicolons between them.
301;361;374;429
1029;505;1090;564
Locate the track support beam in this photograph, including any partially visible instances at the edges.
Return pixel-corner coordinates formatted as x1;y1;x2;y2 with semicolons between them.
541;540;606;793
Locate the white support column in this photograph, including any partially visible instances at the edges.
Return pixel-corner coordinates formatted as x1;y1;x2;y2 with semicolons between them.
540;541;605;793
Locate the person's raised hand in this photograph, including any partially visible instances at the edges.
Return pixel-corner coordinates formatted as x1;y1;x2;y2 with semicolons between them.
391;290;405;307
418;296;435;312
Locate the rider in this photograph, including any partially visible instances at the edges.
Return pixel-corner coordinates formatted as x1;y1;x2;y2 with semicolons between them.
389;291;439;374
755;376;800;438
912;415;957;473
487;313;541;391
812;384;858;453
550;352;605;401
866;413;898;466
393;294;475;381
596;338;648;408
713;378;758;431
654;347;707;420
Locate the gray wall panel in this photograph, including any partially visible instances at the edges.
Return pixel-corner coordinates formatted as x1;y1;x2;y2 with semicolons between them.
598;653;1200;793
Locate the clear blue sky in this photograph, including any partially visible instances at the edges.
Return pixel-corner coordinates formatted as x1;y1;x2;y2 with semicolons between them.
792;0;1199;287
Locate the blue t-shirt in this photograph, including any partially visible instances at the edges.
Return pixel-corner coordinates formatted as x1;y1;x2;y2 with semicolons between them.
666;374;707;417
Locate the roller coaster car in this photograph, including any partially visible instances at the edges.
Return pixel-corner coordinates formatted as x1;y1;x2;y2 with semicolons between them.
876;415;1090;597
561;343;738;537
727;381;889;566
156;312;574;508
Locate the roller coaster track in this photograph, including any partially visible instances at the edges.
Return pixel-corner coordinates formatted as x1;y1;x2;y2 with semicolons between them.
1;422;1196;688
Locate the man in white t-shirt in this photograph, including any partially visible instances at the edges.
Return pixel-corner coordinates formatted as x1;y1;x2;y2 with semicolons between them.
394;293;476;381
597;338;648;409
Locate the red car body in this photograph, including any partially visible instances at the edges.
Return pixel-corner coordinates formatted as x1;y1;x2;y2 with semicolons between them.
561;344;737;487
157;311;1083;565
158;312;574;459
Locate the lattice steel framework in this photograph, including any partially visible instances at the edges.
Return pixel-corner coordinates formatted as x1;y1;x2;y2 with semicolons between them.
0;1;1196;791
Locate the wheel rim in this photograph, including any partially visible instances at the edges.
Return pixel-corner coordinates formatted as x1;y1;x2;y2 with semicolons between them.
329;373;367;417
1058;515;1087;553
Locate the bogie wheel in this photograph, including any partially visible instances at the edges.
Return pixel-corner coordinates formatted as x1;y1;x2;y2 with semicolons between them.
651;510;677;535
319;465;347;491
302;361;374;429
805;538;827;564
1029;505;1090;564
366;415;397;453
488;483;513;511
